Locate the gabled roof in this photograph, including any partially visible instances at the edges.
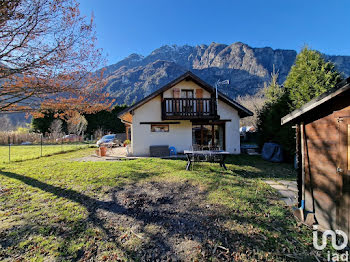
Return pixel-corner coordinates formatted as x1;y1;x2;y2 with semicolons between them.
118;71;253;118
281;77;350;125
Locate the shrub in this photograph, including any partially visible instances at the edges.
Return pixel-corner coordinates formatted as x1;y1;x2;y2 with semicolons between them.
257;92;295;161
0;131;41;145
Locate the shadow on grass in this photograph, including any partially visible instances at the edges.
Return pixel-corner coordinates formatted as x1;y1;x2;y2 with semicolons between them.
0;169;307;261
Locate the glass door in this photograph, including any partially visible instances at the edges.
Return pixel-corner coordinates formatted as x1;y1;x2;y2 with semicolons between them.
192;125;202;149
192;124;224;150
214;125;224;150
201;125;213;149
181;90;194;115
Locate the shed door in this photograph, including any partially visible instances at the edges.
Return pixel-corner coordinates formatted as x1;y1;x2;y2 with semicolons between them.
337;117;350;237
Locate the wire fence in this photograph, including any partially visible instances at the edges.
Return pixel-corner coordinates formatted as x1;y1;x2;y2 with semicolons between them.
0;133;93;163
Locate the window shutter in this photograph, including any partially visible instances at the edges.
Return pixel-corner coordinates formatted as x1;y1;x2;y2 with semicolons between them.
196;89;203;113
196;89;203;98
173;88;180;98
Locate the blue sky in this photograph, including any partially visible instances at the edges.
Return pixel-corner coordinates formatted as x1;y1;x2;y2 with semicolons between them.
79;0;350;65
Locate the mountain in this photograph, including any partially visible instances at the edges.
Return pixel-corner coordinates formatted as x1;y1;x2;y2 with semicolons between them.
101;42;350;105
3;42;350;129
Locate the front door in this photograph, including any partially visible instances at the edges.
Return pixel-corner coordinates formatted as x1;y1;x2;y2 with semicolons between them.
337;117;350;237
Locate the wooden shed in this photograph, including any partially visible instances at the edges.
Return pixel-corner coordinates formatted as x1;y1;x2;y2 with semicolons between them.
281;78;350;235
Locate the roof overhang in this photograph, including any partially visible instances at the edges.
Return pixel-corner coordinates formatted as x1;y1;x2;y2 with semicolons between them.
281;78;350;125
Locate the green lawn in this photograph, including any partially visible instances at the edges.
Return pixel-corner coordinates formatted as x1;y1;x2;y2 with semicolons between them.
0;144;89;163
0;149;324;261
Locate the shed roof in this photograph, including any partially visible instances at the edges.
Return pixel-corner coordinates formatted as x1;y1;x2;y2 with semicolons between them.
281;77;350;125
117;71;253;118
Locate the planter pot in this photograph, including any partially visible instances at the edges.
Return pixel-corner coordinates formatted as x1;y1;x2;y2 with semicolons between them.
99;146;107;157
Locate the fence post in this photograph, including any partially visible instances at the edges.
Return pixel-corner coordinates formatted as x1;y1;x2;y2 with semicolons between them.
40;134;43;157
8;136;10;162
61;135;63;151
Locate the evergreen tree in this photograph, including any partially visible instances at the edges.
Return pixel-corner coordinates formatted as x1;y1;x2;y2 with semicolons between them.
257;72;295;161
284;47;342;109
32;105;128;135
31;111;61;134
84;105;128;135
257;48;343;162
264;66;285;104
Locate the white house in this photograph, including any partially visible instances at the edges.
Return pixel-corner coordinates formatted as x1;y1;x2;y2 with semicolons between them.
118;71;253;156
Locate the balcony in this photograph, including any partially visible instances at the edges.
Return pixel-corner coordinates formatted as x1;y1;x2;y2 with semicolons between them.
161;98;219;120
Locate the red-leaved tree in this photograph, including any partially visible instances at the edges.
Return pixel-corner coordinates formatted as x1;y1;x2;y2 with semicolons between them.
0;0;112;117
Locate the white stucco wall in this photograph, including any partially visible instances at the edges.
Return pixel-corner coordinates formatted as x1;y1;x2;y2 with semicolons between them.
129;80;241;156
217;100;241;154
131;95;193;156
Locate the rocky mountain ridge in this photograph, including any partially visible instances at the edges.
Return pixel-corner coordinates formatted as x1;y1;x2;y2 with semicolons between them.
101;42;350;105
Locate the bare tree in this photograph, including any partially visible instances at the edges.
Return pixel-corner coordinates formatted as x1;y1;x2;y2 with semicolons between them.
237;65;286;128
236;90;266;128
0;114;13;131
93;127;104;140
49;119;63;139
0;0;112;115
67;113;87;136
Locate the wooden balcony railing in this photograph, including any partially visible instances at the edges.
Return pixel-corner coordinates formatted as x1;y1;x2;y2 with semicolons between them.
161;98;218;120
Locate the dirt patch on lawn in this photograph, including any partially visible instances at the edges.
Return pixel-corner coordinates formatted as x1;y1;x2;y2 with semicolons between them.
0;186;9;196
95;181;264;261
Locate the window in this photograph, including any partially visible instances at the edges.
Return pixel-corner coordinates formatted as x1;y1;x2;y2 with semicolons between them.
192;124;224;150
181;89;194;98
151;124;169;132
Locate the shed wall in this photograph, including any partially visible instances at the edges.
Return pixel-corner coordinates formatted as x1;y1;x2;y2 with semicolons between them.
302;93;350;232
303;113;339;230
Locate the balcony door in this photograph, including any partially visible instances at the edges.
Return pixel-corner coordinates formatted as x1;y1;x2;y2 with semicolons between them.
181;89;194;98
192;124;225;150
181;90;194;114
